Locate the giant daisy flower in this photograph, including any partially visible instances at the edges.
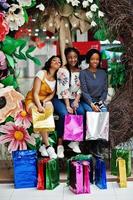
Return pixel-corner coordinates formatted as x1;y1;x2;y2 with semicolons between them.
15;110;32;129
0;122;35;153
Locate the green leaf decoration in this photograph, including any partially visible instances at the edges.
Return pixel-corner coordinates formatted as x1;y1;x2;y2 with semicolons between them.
0;75;18;89
94;29;108;41
23;8;29;23
26;46;42;66
5;54;15;68
106;46;125;53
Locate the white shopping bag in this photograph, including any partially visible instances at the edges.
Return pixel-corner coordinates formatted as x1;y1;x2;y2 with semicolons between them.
86;112;109;141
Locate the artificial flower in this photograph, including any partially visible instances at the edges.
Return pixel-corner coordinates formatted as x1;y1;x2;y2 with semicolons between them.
82;0;89;8
98;10;104;18
0;86;24;123
71;0;80;7
36;3;45;11
0;51;7;70
91;20;97;27
0;122;35;153
15;110;32;129
66;0;72;3
16;0;32;7
0;0;10;10
88;0;93;3
5;4;25;31
90;4;98;12
86;11;93;19
0;12;9;41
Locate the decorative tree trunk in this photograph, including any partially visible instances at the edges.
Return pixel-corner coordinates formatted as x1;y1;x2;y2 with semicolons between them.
100;0;133;147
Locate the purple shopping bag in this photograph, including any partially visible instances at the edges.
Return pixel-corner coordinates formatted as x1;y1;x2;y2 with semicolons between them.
64;114;83;141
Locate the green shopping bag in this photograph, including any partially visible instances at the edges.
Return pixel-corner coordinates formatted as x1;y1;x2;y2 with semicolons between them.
111;148;132;177
67;154;93;185
46;159;60;189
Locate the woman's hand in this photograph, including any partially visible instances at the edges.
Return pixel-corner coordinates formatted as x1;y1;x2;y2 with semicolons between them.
91;103;100;112
72;100;79;110
38;105;45;113
66;106;73;114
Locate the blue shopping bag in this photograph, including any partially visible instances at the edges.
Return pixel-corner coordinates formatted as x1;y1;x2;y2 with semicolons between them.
12;150;37;189
95;158;107;189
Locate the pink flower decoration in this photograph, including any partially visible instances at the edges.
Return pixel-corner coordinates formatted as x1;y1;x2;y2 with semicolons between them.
0;50;7;70
0;12;9;41
15;110;32;129
0;122;35;153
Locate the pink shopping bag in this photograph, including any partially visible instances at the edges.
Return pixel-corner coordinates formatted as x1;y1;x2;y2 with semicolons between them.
64;114;83;141
83;161;90;193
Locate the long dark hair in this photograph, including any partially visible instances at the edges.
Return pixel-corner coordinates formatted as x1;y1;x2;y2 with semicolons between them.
86;49;101;68
42;55;62;78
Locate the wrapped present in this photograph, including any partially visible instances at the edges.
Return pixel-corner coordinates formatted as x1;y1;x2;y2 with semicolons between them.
37;158;50;190
46;159;60;190
83;161;90;193
111;148;132;177
32;107;55;132
64;114;83;141
117;158;127;188
67;154;93;185
12;150;37;189
95;158;107;189
69;161;83;194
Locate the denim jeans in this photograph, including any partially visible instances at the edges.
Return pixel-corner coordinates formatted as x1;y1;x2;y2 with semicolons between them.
52;96;85;137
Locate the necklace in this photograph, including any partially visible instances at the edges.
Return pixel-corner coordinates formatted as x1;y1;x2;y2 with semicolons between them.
93;72;96;79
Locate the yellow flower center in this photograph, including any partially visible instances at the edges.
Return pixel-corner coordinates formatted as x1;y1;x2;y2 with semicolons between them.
20;111;27;117
14;131;24;141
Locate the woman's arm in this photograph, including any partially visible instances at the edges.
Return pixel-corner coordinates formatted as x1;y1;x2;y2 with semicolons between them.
43;90;55;103
32;77;44;112
79;71;93;105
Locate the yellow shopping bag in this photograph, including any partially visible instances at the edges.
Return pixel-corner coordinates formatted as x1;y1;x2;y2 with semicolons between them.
117;158;127;188
32;107;55;132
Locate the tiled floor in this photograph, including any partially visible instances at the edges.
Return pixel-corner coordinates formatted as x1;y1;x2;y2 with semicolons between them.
0;182;133;200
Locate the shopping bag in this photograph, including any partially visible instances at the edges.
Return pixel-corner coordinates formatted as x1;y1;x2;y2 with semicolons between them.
64;114;83;141
117;158;127;188
111;148;131;177
32;107;55;132
37;158;50;190
95;158;107;189
83;161;90;193
86;112;109;141
46;159;60;189
69;161;83;194
12;150;37;189
67;154;93;185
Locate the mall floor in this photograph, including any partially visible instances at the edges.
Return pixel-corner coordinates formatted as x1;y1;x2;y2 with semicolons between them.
0;181;133;200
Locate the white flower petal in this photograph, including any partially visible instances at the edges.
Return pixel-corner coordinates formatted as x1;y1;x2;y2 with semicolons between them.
90;4;98;12
98;10;104;17
91;20;97;27
86;11;93;19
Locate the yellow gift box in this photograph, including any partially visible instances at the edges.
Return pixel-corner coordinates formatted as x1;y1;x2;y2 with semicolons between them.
117;157;127;188
32;107;55;132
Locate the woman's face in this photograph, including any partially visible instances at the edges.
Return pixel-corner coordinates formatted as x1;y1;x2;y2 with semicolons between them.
89;53;100;69
50;57;61;70
66;51;78;67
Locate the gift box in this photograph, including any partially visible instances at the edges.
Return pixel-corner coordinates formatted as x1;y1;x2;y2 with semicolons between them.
95;158;107;189
67;154;93;185
46;159;60;190
111;148;132;177
12;150;37;189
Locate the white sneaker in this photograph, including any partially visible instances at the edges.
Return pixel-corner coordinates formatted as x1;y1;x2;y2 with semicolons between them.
68;142;81;153
39;144;48;157
57;145;64;158
46;146;57;159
